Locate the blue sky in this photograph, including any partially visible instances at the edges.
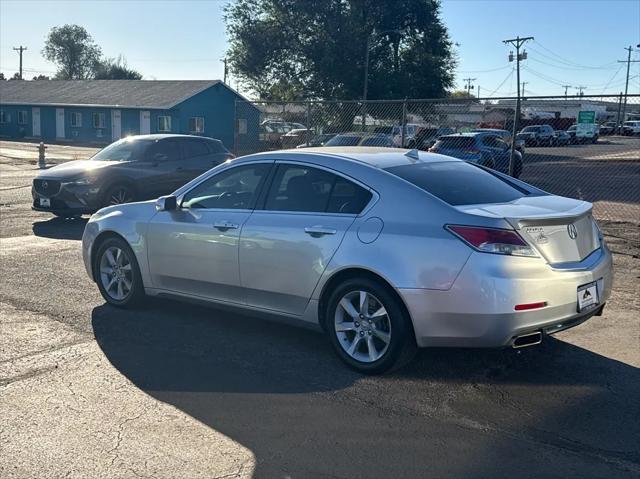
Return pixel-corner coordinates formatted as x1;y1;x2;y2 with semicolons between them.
1;0;639;98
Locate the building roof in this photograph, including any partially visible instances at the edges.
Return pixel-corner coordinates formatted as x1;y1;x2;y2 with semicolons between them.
0;80;227;109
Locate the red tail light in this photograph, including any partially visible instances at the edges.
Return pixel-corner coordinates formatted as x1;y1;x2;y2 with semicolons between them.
446;225;537;257
515;301;547;311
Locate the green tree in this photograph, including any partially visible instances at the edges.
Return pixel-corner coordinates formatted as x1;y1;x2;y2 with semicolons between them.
94;55;142;80
32;74;51;80
449;89;475;98
42;24;102;79
225;0;456;100
9;72;22;80
0;72;6;80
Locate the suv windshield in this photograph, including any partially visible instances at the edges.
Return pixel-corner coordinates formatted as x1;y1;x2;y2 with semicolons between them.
521;126;541;133
91;138;152;162
385;161;531;206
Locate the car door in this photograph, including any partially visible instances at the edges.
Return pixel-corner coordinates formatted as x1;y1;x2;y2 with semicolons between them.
239;162;373;315
146;162;273;303
143;138;185;195
481;135;510;172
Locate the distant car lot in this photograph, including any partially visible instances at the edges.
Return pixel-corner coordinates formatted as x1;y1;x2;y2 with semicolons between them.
0;138;639;477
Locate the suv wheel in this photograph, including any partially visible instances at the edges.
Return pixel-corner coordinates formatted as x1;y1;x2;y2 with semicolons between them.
324;278;416;374
103;184;136;207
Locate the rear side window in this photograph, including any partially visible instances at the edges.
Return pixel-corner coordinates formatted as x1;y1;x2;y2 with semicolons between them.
385;161;528;206
182;138;210;158
206;139;227;154
264;164;372;214
434;137;475;149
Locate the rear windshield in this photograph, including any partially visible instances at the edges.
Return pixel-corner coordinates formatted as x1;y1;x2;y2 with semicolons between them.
385;161;529;206
434;137;475;149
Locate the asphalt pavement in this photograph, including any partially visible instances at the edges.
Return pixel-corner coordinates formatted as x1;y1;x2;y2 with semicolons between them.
1;139;639;478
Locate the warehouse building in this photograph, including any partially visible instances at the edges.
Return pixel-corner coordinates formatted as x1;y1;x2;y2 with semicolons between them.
0;80;258;150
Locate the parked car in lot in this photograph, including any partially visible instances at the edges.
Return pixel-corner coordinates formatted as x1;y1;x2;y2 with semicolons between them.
517;125;555;146
259;120;306;147
407;127;455;150
567;124;599;144
623;120;640;136
281;128;313;149
324;132;395;147
32;134;233;217
296;133;336;148
472;128;526;155
429;132;523;177
599;122;617;135
553;130;572;146
83;147;612;374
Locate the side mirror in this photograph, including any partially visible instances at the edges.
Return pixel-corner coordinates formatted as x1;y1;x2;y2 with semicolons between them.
155;195;177;211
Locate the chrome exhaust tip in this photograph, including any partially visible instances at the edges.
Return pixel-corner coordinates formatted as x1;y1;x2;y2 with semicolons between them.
512;331;542;349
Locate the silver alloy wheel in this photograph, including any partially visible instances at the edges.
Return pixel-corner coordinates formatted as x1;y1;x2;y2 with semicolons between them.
99;246;133;301
334;290;391;363
109;188;133;205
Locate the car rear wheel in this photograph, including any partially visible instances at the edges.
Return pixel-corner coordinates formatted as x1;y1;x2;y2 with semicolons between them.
94;237;144;308
325;278;416;374
103;184;136;207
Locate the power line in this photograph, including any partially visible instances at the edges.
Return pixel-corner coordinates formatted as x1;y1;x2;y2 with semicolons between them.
531;40;618;69
485;67;515;97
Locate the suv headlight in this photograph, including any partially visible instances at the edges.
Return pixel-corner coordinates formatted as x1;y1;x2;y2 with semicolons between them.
63;178;92;186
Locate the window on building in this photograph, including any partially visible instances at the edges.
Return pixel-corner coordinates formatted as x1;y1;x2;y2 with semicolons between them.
158;116;172;132
189;117;204;133
0;111;11;123
17;111;28;125
70;112;82;127
93;113;105;129
237;119;248;135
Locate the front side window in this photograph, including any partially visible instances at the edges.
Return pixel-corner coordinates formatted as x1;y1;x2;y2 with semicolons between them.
93;113;105;128
158;116;172;132
18;111;28;124
0;111;10;123
264;164;371;214
182;163;270;210
70;112;82;127
189;117;204;133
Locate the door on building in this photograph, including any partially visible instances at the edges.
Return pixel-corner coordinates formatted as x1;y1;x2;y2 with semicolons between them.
111;110;122;141
55;108;65;139
140;111;150;135
32;107;41;137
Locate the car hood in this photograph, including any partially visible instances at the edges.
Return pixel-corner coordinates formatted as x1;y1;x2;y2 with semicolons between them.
37;160;122;179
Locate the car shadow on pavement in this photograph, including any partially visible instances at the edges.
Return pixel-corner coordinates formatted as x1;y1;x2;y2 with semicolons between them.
92;300;640;478
32;217;88;240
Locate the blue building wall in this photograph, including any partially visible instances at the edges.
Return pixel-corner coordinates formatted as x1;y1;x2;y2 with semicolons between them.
0;83;258;150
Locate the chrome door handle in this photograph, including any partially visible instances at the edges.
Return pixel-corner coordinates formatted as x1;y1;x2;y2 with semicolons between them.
213;221;239;231
304;226;337;237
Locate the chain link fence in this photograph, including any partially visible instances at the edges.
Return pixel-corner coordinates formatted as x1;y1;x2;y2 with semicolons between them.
235;94;640;222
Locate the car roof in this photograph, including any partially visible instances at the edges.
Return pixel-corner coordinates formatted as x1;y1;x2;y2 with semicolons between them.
121;133;219;142
439;132;481;138
246;147;461;169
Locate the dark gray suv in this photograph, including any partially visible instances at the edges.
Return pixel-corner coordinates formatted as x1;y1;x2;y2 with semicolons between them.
32;134;233;217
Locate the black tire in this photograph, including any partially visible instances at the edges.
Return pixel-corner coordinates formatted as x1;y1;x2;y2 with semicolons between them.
102;184;136;208
324;278;417;374
94;236;145;308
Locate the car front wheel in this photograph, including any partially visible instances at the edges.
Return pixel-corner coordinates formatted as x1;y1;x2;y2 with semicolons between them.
94;236;145;308
325;278;416;374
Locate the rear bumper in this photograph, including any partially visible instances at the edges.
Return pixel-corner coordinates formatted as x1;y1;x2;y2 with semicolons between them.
401;245;613;348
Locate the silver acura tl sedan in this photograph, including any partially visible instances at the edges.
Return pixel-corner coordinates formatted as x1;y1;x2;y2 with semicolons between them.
82;147;613;374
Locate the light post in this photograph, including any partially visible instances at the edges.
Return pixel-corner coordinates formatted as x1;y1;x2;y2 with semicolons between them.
362;29;404;130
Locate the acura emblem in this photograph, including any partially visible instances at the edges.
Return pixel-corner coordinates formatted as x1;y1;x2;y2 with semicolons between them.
567;223;578;239
42;181;48;190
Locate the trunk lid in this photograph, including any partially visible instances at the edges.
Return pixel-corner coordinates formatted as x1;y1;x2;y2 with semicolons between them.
456;195;600;264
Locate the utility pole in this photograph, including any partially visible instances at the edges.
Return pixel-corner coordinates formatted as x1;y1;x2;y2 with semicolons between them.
222;58;228;84
521;81;528;95
463;77;476;96
562;85;571;98
576;86;586;96
504;35;533;176
617;45;640;132
13;45;27;80
477;85;481;98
